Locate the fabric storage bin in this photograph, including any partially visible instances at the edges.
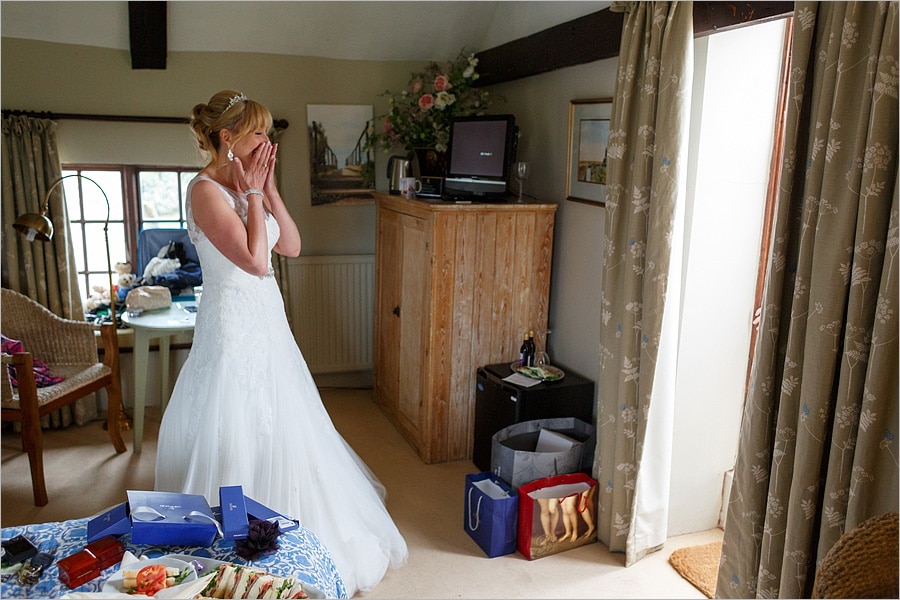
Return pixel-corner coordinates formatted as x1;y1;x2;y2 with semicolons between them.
490;417;596;489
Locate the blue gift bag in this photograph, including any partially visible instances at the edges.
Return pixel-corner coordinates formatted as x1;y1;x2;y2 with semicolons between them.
464;472;518;558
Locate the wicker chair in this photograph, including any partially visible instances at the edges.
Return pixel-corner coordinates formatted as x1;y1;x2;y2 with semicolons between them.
812;511;899;598
1;288;126;506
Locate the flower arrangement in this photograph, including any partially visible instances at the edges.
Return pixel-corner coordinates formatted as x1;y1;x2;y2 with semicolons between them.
372;48;499;154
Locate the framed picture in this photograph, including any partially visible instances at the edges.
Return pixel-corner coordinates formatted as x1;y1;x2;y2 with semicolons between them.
566;99;612;205
307;104;375;206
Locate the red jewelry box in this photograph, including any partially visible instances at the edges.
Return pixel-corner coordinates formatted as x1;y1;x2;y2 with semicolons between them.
85;536;125;570
57;536;124;589
57;549;99;589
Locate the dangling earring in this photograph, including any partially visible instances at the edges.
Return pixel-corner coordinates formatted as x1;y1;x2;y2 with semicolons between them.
227;147;234;162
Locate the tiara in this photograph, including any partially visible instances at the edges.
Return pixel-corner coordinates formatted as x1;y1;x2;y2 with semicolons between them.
227;93;248;109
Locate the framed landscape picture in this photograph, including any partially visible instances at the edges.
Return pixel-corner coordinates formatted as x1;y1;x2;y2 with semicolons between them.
566;99;612;205
307;104;375;206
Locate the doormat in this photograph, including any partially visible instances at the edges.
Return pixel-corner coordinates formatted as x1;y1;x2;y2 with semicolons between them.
668;540;722;599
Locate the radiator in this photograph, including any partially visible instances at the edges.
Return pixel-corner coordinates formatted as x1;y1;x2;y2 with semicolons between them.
286;255;375;374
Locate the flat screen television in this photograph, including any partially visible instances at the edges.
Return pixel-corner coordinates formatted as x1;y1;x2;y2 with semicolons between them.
443;114;517;199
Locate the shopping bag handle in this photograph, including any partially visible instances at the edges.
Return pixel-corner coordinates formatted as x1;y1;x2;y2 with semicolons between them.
467;487;483;531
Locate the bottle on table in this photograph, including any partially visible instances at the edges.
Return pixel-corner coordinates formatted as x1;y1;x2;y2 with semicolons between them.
519;333;532;367
526;331;536;366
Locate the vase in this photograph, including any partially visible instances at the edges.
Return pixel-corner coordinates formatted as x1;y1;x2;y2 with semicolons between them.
413;148;448;179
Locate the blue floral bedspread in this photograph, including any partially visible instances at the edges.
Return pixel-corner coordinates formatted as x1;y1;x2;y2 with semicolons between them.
1;518;347;598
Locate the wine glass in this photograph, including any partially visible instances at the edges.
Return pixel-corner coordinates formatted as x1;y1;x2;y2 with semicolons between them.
535;329;551;366
514;161;530;202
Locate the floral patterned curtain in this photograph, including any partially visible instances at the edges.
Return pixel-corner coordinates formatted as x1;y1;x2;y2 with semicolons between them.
596;1;693;566
2;114;94;426
1;115;81;317
717;2;899;597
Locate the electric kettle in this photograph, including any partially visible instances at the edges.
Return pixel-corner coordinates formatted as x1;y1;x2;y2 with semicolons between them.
387;156;412;195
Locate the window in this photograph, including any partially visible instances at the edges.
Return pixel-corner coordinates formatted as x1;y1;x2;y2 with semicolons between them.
62;165;199;303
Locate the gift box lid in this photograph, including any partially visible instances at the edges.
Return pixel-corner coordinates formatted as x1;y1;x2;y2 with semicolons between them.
127;490;216;523
85;536;124;571
87;502;131;543
244;495;299;533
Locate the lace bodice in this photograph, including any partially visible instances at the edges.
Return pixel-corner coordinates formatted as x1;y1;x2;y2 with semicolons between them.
185;175;280;276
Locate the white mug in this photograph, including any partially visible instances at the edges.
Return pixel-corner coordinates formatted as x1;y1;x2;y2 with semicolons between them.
400;177;422;199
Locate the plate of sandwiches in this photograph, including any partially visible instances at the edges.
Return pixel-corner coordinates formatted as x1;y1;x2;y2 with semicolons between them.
102;554;323;599
193;559;317;599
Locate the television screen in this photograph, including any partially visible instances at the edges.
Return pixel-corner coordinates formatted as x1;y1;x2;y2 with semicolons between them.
445;115;517;198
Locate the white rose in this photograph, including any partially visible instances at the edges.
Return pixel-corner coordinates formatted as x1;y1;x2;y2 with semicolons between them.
434;91;456;109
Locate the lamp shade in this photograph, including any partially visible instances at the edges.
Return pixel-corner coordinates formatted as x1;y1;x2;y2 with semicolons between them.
13;211;54;242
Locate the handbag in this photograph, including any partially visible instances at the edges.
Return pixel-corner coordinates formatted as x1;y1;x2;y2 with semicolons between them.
516;472;598;560
464;472;518;558
125;285;172;312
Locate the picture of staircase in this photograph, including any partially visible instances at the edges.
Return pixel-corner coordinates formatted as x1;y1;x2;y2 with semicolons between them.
308;104;376;205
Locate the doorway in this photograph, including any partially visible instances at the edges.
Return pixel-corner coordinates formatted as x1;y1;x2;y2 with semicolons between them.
668;17;790;535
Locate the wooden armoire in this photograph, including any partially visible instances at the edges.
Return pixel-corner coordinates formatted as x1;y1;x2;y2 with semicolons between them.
373;193;557;463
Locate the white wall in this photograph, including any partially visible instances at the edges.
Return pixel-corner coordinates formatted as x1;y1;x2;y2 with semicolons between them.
490;61;614;389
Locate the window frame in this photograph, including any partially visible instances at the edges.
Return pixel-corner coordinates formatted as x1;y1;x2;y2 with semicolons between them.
62;164;199;302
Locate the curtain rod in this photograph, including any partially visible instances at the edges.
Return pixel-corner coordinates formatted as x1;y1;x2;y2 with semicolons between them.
2;109;290;130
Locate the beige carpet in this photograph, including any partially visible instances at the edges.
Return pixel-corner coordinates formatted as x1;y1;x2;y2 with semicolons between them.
3;387;724;598
668;540;723;599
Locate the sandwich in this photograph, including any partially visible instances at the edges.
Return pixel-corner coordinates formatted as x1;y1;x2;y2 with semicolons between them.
201;563;308;599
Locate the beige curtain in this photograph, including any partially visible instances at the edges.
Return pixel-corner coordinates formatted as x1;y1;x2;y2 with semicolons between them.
2;116;81;316
717;2;899;597
2;114;94;426
596;1;693;566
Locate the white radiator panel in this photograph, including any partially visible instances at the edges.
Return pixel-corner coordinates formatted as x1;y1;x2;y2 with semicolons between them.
286;255;375;374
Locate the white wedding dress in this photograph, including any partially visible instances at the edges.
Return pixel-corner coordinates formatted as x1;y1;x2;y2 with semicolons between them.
154;175;408;597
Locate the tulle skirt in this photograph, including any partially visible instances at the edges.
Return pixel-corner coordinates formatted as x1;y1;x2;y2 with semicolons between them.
155;280;408;596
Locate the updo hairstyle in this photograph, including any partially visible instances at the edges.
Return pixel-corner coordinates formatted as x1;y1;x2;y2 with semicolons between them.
190;90;273;164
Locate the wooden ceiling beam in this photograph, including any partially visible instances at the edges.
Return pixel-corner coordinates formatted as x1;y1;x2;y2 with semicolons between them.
128;1;167;70
473;2;795;87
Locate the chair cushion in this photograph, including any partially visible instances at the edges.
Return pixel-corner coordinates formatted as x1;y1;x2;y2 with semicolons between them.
1;363;110;409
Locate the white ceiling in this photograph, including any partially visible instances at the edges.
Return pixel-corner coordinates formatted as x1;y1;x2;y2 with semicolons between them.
1;1;610;62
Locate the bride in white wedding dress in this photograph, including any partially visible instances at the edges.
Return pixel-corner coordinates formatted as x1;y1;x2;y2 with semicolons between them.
154;90;408;597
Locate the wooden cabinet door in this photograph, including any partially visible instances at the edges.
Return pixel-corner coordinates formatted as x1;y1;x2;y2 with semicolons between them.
374;206;429;450
374;208;402;418
395;213;429;444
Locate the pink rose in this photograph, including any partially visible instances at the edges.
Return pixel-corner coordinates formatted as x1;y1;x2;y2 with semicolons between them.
411;79;424;94
434;75;452;92
418;94;434;110
383;118;392;133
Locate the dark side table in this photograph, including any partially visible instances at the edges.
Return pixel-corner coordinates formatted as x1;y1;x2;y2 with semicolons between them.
472;362;595;472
